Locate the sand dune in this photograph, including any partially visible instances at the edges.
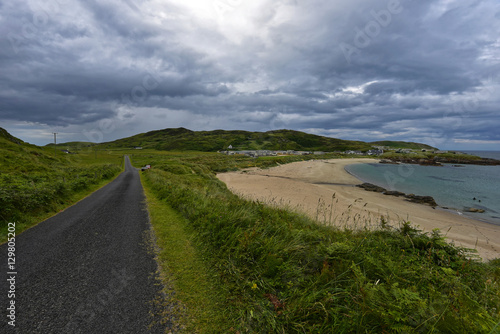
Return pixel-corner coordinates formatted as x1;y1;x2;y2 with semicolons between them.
217;158;500;261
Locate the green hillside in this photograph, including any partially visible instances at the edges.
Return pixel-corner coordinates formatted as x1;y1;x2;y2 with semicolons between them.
0;127;26;145
371;140;437;150
0;127;121;240
99;128;374;152
0;128;62;173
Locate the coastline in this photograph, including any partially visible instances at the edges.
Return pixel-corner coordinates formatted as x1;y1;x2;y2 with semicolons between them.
346;161;500;225
217;158;500;261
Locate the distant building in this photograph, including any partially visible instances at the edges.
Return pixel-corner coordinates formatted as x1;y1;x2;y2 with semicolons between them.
134;146;143;150
367;149;384;156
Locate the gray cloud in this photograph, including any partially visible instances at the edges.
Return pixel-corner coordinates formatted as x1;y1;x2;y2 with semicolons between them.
0;0;499;149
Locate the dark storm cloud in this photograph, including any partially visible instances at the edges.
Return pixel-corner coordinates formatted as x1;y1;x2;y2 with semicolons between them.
0;0;499;148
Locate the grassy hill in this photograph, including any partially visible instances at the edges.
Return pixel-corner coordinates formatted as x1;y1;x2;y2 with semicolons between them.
1;127;63;173
0;127;26;145
371;140;437;150
0;127;121;240
98;127;434;152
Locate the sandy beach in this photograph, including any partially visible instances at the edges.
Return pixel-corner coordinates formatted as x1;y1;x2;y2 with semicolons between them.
217;158;500;261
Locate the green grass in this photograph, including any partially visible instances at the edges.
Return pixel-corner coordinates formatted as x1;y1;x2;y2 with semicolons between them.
142;175;234;332
133;152;500;333
0;134;123;241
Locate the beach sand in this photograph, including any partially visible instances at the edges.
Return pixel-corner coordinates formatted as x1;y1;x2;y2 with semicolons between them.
217;158;500;261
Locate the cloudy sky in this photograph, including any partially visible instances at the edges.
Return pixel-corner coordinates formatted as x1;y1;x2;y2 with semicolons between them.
1;0;499;149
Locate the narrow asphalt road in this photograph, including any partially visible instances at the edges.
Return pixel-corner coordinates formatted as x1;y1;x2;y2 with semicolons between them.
1;156;169;333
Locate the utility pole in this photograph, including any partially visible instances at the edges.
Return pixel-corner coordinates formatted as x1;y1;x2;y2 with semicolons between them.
53;132;58;157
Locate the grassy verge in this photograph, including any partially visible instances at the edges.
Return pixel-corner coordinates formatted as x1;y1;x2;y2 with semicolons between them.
141;175;235;332
133;152;500;333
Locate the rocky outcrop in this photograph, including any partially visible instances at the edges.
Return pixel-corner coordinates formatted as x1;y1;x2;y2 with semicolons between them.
383;190;406;197
417;159;443;166
381;156;500;166
356;183;438;207
357;183;386;193
379;159;399;164
404;194;438;207
379;158;443;166
434;157;500;166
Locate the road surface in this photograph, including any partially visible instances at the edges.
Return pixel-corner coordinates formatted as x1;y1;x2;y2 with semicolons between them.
1;156;170;333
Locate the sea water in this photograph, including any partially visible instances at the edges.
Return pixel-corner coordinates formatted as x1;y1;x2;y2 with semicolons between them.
345;151;500;226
